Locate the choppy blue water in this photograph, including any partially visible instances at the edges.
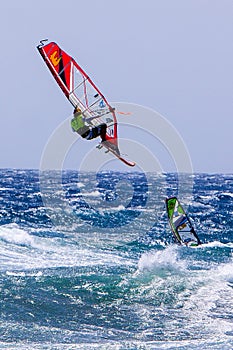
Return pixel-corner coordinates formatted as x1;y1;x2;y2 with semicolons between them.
0;169;233;349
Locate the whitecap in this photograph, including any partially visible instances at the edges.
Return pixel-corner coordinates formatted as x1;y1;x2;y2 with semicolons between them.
0;223;34;246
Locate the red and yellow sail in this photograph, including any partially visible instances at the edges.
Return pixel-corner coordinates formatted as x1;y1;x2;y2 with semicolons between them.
37;40;118;146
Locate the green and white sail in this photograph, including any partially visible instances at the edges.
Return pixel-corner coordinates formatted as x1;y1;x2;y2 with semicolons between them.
166;197;201;246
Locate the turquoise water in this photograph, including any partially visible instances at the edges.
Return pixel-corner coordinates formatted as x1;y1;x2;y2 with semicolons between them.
0;170;232;349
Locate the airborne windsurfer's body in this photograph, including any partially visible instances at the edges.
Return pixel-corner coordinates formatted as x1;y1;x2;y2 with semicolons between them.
37;40;135;166
71;107;107;141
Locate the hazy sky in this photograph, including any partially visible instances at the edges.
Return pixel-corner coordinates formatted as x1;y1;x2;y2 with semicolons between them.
0;0;232;172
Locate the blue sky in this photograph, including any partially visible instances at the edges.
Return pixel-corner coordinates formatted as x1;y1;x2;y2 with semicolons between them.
0;0;232;172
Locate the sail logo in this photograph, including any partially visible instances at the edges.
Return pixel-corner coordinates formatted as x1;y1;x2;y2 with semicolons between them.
50;51;62;66
99;100;106;108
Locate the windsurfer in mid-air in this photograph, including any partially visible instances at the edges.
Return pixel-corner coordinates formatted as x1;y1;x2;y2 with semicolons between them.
38;40;135;166
71;106;107;141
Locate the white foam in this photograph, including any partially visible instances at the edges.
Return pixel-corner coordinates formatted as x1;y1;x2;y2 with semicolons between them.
201;241;233;248
220;192;233;198
137;245;187;273
180;258;233;338
0;223;134;272
0;223;34;246
107;204;125;211
81;190;101;197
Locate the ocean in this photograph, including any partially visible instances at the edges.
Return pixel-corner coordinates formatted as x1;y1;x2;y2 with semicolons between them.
0;169;232;349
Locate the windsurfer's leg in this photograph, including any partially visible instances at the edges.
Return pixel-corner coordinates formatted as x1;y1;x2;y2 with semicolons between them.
100;123;107;141
78;127;91;139
90;124;107;140
90;127;99;139
84;130;94;140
